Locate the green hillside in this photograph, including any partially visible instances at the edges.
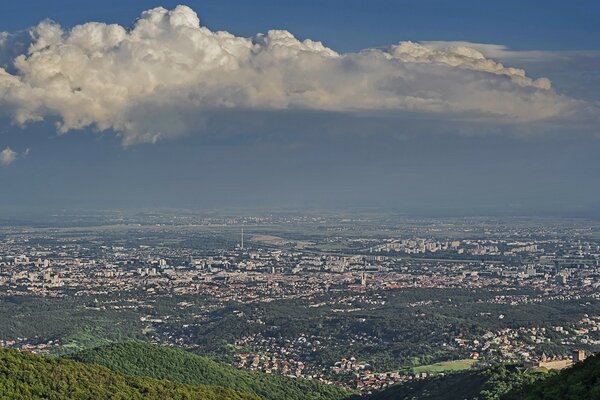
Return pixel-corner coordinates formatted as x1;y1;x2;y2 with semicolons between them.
4;343;599;400
70;341;348;400
0;347;257;400
505;354;600;400
354;365;547;400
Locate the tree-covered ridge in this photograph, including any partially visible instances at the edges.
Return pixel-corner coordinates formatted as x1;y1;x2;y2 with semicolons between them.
70;341;348;400
0;347;257;400
3;342;599;400
506;353;600;400
354;365;547;400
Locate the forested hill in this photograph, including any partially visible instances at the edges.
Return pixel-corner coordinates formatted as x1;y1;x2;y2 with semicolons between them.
354;365;547;400
7;341;598;400
70;341;348;400
359;354;600;400
0;347;257;400
505;353;600;400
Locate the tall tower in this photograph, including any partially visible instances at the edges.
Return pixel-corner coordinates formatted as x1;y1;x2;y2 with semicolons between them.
241;227;244;250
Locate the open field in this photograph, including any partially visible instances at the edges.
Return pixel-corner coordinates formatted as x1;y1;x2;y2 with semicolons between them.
412;359;478;374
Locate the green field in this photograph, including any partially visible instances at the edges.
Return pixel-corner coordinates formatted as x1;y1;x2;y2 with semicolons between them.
412;358;478;374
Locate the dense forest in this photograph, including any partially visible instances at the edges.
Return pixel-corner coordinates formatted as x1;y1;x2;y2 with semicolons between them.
71;341;348;400
506;354;600;400
0;347;257;400
355;365;548;400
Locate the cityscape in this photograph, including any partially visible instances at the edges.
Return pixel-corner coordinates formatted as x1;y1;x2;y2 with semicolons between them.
1;213;599;394
1;1;599;399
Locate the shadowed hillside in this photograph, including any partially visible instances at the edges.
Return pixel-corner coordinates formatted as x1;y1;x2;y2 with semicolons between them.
505;353;600;400
354;365;547;400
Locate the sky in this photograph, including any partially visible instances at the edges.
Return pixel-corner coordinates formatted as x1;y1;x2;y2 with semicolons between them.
0;1;599;216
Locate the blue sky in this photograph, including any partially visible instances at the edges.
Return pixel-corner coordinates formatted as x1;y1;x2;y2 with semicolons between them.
0;1;599;216
4;0;600;51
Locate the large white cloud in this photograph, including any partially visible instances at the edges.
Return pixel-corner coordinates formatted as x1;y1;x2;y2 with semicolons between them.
0;5;582;145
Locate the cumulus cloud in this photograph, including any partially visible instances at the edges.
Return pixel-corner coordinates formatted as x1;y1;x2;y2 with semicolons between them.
0;5;584;144
0;147;17;166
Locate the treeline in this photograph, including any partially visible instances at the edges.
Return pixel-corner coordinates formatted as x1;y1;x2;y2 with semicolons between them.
360;354;600;400
0;347;257;400
505;353;600;400
356;365;548;400
71;341;348;400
